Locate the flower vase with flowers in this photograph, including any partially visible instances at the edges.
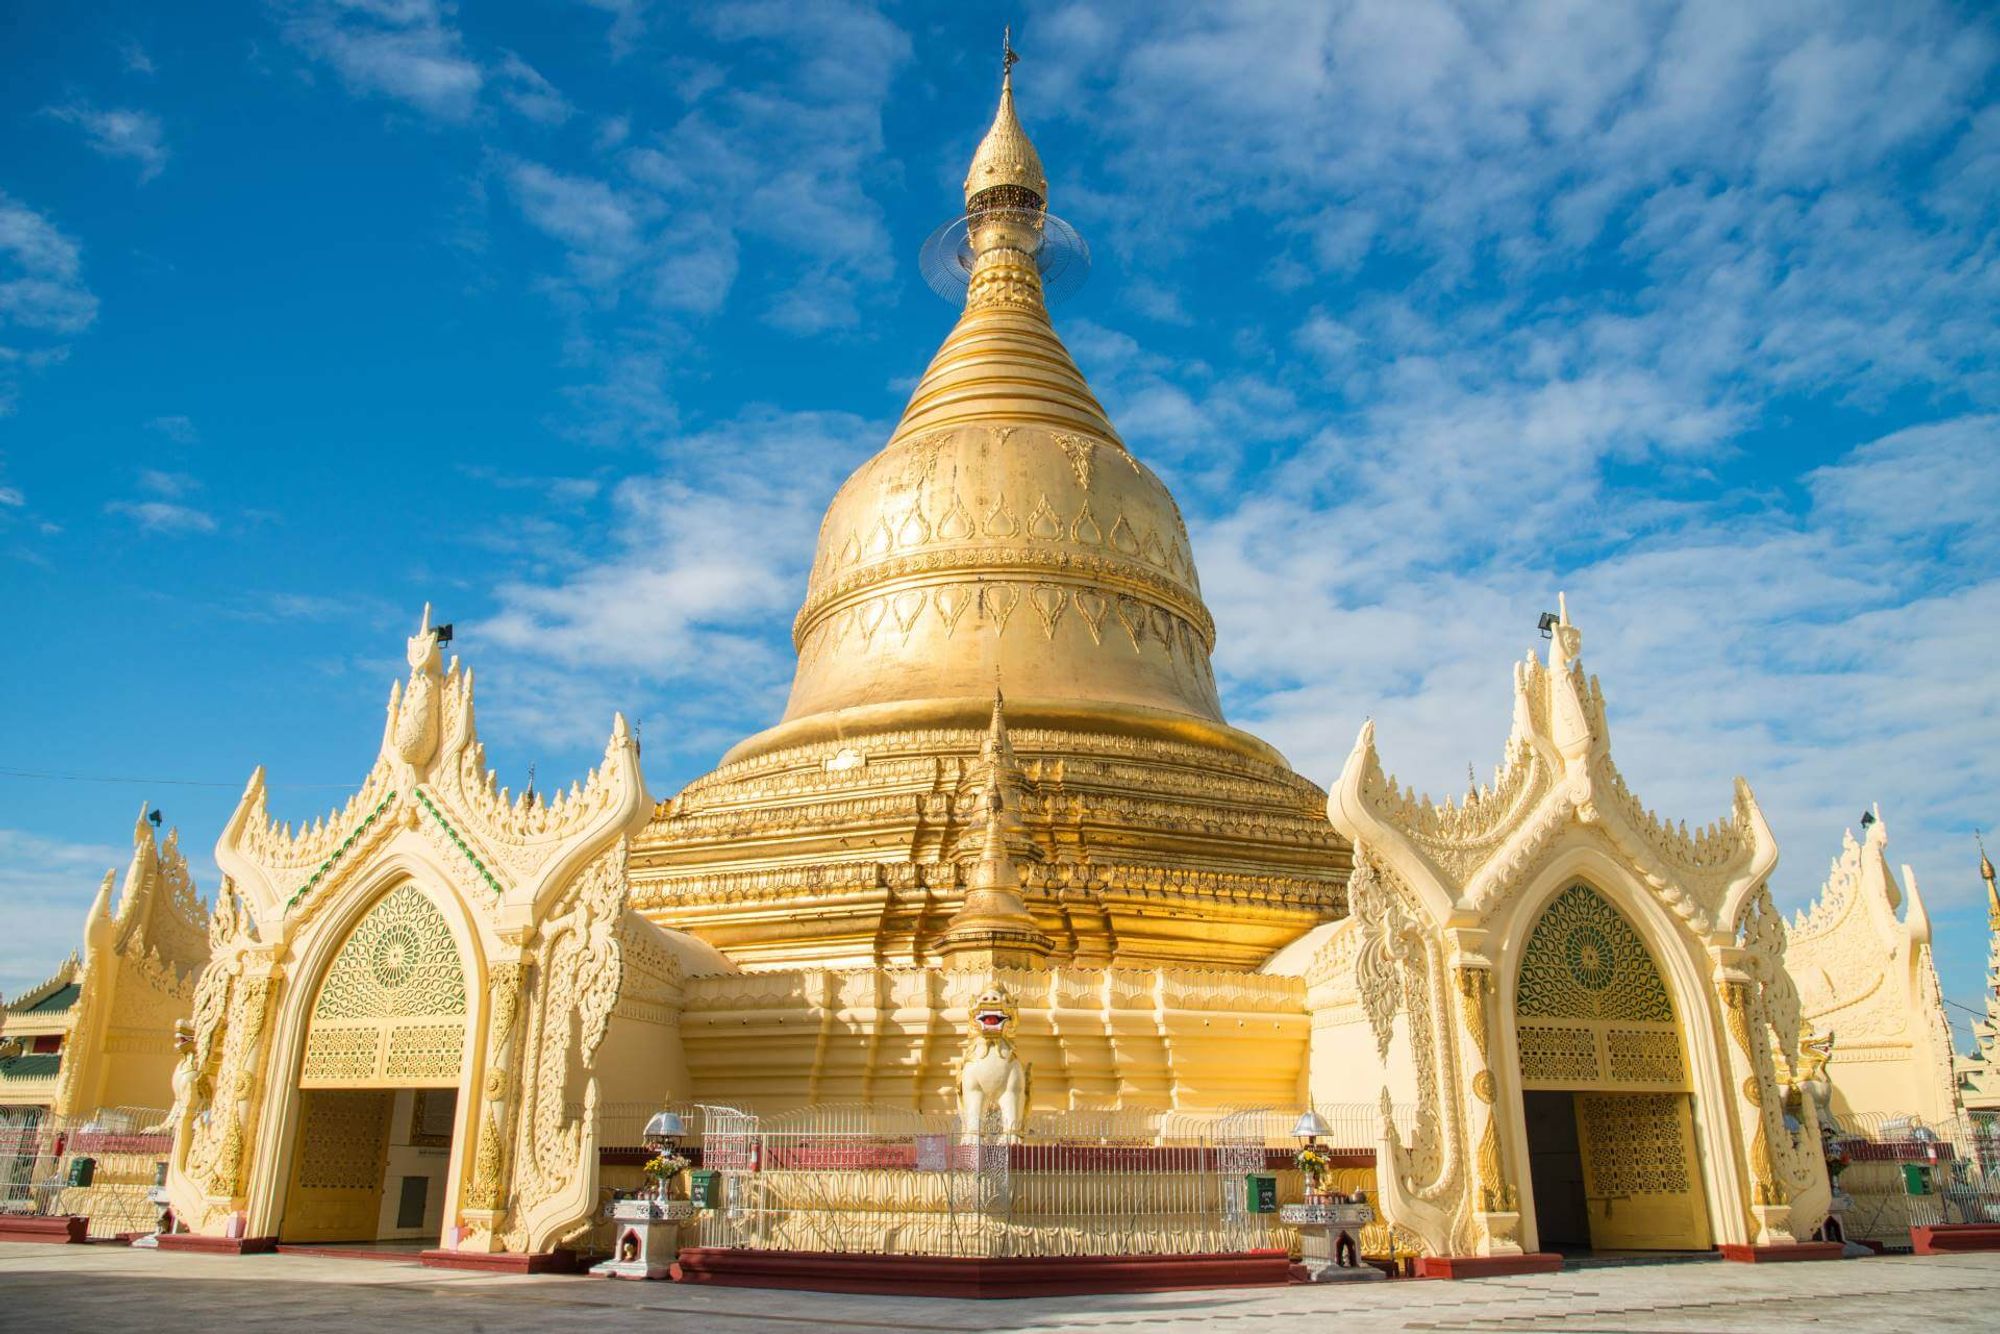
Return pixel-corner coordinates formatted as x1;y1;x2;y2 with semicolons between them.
1296;1143;1334;1199
641;1151;691;1202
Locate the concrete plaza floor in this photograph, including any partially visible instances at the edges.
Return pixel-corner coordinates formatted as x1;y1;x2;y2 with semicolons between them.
2;1246;1998;1333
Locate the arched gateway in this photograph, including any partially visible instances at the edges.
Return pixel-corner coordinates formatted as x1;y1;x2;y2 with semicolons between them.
1511;884;1709;1252
282;883;471;1243
161;610;697;1264
1303;603;1833;1268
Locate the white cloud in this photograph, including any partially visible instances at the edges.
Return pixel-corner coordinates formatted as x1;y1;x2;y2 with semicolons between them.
120;40;157;76
276;0;484;123
505;159;652;293
489;3;911;450
577;0;650;59
145;414;199;443
0;198;97;336
0;194;96;414
497;52;573;125
106;499;219;535
43;102;170;182
0;829;125;996
477;406;880;748
137;469;200;498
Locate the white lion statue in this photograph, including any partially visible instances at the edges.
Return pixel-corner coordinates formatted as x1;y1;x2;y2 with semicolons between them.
958;987;1029;1139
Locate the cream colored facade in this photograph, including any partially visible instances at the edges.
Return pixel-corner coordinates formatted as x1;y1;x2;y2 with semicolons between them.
0;811;208;1119
1783;816;1959;1128
161;611;721;1255
1270;605;1832;1256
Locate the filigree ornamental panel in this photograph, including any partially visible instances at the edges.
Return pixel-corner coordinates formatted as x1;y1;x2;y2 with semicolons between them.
1576;1093;1692;1196
1516;884;1674;1024
313;883;469;1021
1518;1023;1600;1084
1606;1028;1687;1085
293;1090;392;1191
302;883;469;1086
299;1027;378;1084
384;1023;467;1083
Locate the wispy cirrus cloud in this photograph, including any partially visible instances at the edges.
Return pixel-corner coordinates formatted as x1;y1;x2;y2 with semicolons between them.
491;2;911;447
576;0;651;60
273;0;484;123
0;829;128;994
0;194;98;414
145;414;199;444
109;465;216;535
106;500;218;536
497;52;573;125
43;101;170;182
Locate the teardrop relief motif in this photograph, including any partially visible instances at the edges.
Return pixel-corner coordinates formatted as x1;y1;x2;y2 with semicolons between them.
892;590;927;636
937;493;975;542
1028;494;1064;541
982;582;1020;630
856;599;887;645
1030;584;1068;637
983;494;1020;538
1075;590;1109;644
934;585;971;636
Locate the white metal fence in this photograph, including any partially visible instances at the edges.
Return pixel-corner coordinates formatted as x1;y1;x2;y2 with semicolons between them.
1823;1110;2000;1249
681;1102;1405;1260
0;1105;170;1240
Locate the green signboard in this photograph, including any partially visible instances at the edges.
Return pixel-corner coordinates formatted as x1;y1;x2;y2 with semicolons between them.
688;1168;721;1209
1246;1173;1278;1214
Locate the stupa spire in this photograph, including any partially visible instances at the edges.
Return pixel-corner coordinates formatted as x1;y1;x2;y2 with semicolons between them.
964;27;1048;211
730;29;1259;771
1981;831;1998;928
937;687;1051;970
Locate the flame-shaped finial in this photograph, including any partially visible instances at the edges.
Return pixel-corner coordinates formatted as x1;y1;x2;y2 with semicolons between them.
964;28;1048;210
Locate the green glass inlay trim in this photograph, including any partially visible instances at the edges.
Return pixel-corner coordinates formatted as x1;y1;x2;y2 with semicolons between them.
286;791;398;912
416;789;503;896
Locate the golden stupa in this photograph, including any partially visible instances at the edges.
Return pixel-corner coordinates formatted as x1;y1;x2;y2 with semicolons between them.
628;54;1346;1110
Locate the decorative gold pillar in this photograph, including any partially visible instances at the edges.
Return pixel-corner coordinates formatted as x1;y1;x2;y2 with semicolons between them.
1452;960;1521;1254
459;949;531;1250
1715;970;1792;1243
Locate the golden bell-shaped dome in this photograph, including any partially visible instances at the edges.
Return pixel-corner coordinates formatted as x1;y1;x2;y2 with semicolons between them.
723;51;1256;765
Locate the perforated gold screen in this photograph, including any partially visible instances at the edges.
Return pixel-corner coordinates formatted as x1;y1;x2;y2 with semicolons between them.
1516;884;1687;1091
300;884;468;1088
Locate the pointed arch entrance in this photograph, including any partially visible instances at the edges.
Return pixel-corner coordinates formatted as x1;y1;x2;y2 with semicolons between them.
281;883;471;1243
1514;883;1711;1252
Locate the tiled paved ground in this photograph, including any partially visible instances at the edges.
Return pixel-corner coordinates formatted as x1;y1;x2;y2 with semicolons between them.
2;1246;1996;1332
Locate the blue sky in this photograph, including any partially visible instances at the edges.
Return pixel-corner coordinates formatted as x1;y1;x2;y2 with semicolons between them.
2;2;1997;1040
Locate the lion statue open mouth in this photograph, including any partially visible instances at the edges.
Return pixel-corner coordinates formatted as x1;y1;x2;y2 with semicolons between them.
958;987;1028;1138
